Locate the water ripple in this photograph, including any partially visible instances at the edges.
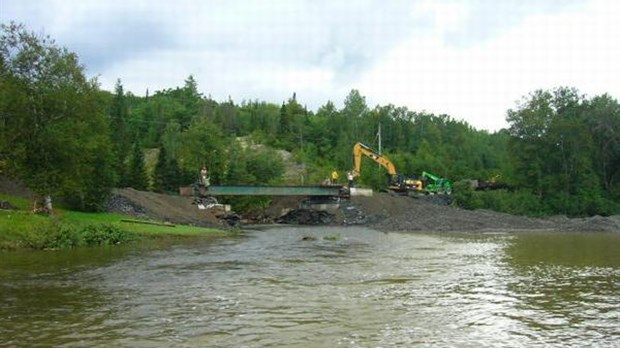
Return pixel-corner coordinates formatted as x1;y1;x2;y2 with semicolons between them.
1;227;618;347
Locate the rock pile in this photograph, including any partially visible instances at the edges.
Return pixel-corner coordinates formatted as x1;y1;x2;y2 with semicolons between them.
276;209;335;225
104;193;149;218
0;200;15;210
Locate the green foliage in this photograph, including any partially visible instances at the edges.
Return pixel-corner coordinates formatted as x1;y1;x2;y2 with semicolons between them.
246;148;286;184
60;142;116;211
3;23;619;218
219;143;286;213
0;193;30;210
81;224;135;246
178;118;226;184
152;147;181;193
587;94;620;200
505;87;620;216
453;181;544;216
452;181;484;210
21;218;80;250
0;193;225;250
10;215;134;249
357;161;389;191
223;196;271;214
0;23;115;211
110;79;130;186
161;121;182;159
127;138;148;190
276;94;308;150
238;101;281;142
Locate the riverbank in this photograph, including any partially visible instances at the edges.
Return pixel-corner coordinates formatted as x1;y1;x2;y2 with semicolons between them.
351;194;620;233
0;193;226;251
2;180;619;251
107;187;620;233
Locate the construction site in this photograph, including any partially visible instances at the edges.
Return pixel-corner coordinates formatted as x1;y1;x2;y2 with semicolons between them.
104;186;620;233
81;140;620;233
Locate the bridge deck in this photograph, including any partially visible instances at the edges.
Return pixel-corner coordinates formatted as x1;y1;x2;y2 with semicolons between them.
199;185;345;196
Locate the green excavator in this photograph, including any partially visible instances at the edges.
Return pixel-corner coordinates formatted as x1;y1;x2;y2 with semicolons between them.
421;171;452;195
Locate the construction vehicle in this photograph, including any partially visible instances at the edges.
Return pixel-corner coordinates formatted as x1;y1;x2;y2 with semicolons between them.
352;142;422;193
421;171;452;195
474;174;510;191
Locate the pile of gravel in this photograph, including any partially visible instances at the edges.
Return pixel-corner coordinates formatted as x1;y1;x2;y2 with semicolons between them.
104;194;148;219
553;215;620;232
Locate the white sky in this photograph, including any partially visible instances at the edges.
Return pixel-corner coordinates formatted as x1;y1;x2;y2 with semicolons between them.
1;0;619;131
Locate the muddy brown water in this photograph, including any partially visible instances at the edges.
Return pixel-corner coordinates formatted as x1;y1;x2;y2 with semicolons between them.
1;227;619;347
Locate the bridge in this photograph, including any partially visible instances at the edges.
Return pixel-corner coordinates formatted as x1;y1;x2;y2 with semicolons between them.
180;185;349;198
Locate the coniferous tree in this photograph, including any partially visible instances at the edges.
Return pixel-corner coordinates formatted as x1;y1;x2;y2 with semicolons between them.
167;156;182;192
153;146;181;193
127;138;148;190
110;79;130;186
153;147;168;193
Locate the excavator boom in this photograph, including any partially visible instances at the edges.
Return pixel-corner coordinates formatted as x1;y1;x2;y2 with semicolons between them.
422;171;440;181
352;142;397;177
352;142;422;193
421;171;452;194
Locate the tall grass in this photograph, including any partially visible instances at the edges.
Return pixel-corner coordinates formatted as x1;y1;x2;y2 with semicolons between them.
0;195;225;251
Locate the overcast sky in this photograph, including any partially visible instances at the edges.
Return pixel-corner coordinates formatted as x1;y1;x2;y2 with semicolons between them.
2;0;619;131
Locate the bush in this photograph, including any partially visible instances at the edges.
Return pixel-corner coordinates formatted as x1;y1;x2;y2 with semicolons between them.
452;181;483;210
80;224;135;246
222;196;271;214
21;218;80;250
454;182;545;217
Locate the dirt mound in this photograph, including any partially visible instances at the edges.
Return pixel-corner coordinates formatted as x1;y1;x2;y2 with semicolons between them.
108;188;619;232
552;215;620;232
352;193;620;233
108;188;225;228
5;174;616;232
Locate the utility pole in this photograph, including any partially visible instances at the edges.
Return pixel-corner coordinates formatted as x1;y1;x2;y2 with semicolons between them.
378;123;382;155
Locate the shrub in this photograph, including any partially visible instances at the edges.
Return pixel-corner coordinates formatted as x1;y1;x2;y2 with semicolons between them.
453;181;483;210
21;218;80;250
81;224;135;246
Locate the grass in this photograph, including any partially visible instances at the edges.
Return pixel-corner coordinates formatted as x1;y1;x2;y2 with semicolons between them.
63;210;225;235
0;194;227;251
0;193;30;210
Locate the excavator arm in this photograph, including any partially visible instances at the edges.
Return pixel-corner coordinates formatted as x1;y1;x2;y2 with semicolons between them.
351;142;423;193
421;171;439;181
421;171;452;194
352;142;397;177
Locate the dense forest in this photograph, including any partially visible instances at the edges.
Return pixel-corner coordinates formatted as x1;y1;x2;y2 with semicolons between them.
2;23;620;217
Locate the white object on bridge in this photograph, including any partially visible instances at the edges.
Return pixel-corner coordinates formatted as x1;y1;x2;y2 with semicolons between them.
350;188;373;197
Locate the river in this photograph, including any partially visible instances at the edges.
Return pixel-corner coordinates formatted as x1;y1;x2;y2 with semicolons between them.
1;227;619;347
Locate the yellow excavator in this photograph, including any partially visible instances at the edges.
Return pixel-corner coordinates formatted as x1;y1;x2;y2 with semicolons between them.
352;142;422;193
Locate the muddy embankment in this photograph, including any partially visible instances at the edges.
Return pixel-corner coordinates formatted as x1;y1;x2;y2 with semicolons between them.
107;188;620;233
2;174;618;232
351;194;620;233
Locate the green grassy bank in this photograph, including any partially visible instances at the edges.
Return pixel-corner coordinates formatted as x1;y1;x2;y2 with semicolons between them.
0;194;227;251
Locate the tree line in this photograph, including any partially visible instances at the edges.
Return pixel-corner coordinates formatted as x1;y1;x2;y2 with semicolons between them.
1;23;619;216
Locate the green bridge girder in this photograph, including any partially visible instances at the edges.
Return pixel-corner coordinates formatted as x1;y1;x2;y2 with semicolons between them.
202;185;345;197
